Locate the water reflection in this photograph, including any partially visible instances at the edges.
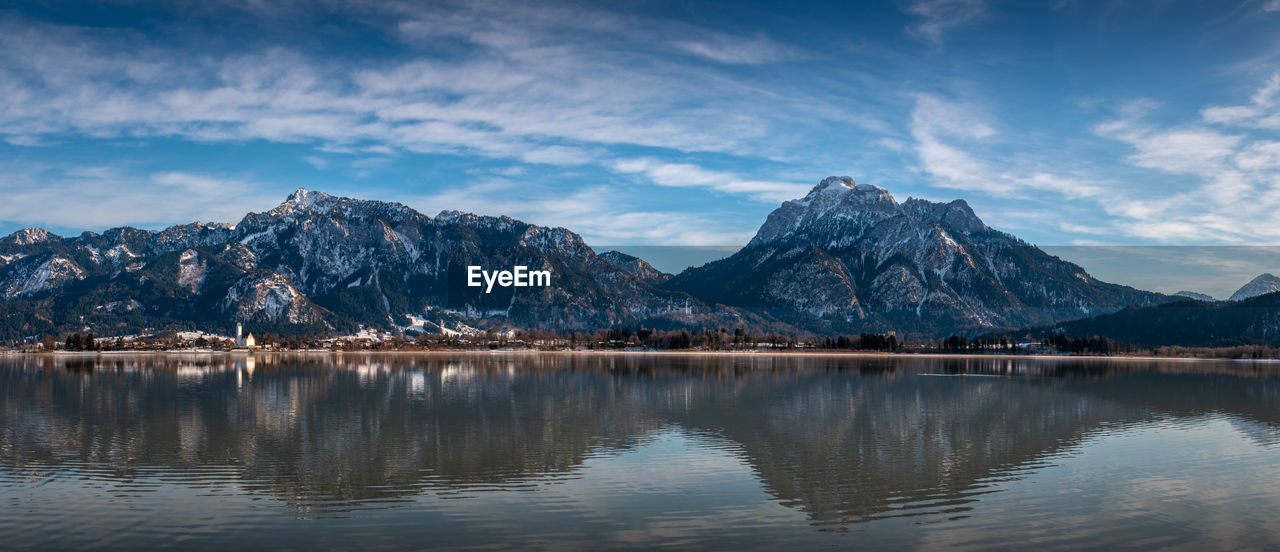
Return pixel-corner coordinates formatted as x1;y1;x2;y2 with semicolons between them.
3;353;1280;549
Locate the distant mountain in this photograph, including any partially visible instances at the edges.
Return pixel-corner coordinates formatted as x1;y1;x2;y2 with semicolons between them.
662;177;1167;336
1023;292;1280;347
1229;273;1280;302
0;189;768;339
598;251;672;285
1175;291;1217;302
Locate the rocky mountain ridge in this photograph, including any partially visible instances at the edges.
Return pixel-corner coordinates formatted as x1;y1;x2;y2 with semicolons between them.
0;180;1174;339
0;189;758;339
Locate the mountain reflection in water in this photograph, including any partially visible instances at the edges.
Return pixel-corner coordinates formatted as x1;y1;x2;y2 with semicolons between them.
3;353;1280;551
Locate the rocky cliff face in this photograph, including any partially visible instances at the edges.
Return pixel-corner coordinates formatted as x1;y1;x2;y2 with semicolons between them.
663;177;1166;335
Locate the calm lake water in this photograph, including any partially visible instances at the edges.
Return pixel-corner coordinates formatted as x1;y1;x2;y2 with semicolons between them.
3;353;1280;551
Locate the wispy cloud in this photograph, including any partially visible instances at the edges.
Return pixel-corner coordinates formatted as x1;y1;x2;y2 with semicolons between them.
0;4;803;166
1091;75;1280;242
1095;120;1244;176
671;33;797;65
1202;73;1280;130
904;0;987;43
610;158;811;203
2;0;1277;251
0;1;862;215
909;94;1104;200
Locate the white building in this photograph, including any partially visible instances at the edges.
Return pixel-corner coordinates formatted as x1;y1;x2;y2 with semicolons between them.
234;322;257;348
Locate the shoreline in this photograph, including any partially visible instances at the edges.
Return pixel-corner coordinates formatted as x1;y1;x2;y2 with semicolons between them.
0;349;1261;362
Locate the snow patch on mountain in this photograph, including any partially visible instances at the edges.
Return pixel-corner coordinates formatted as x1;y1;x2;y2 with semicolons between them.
218;243;258;271
2;256;87;298
176;249;207;293
398;313;480;336
95;299;142;313
104;245;138;264
81;245;103;264
221;272;326;324
0;253;26;266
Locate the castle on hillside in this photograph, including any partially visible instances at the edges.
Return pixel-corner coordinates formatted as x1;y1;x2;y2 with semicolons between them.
234;322;257;348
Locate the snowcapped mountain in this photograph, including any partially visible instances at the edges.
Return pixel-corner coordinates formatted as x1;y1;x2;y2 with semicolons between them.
0;189;754;338
0;182;1174;339
664;177;1167;335
1174;291;1217;302
1228;273;1280;302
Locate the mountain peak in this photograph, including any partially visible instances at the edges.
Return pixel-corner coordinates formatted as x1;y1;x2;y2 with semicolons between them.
901;197;987;235
750;177;965;246
285;188;335;207
267;188;340;218
816;176;858;191
804;177;895;205
2;227;58;245
1229;273;1280;302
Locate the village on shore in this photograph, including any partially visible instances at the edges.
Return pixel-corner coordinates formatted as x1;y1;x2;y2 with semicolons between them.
5;321;1280;361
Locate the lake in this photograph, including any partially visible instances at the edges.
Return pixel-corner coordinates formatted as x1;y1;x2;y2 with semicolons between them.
3;352;1280;550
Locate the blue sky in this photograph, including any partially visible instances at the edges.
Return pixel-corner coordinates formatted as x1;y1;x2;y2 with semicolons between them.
2;0;1280;247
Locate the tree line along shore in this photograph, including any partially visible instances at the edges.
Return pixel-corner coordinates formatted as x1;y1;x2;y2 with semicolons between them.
7;328;1280;360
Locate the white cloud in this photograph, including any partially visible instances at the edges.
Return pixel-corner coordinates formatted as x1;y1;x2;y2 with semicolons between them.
910;95;1008;193
1090;76;1280;243
1202;73;1280;129
1095;120;1243;176
0;4;808;167
0;2;910;211
609;158;811;203
1235;141;1280;170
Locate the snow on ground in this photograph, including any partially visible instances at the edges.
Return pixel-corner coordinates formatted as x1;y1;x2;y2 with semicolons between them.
174;330;231;341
